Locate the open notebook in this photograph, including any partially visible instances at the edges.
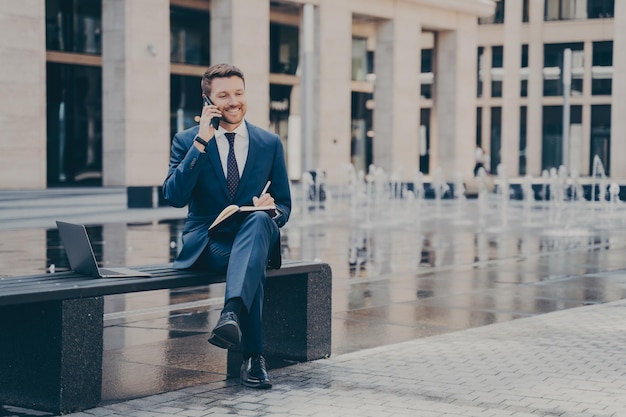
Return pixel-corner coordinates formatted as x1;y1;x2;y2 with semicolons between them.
56;221;151;278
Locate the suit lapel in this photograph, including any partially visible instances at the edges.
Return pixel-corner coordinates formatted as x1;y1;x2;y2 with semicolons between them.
237;124;258;196
206;137;231;199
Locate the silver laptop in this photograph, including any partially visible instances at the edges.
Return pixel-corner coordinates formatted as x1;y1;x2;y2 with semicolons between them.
56;221;151;278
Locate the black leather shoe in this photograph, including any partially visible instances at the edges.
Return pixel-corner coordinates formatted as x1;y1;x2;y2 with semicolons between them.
208;312;241;349
240;354;272;389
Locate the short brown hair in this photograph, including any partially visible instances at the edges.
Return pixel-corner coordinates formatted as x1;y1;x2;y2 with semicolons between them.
201;64;245;96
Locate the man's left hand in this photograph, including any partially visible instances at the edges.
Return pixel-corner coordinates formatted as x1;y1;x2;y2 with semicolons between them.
253;193;275;207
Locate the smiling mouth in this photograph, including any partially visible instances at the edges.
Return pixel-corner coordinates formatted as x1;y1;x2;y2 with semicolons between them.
222;108;242;123
224;108;240;115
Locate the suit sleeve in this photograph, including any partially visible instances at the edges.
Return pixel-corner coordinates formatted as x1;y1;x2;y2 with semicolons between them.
269;137;291;228
162;130;208;208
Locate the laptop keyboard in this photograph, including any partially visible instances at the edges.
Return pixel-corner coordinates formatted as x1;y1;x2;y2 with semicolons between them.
99;268;123;276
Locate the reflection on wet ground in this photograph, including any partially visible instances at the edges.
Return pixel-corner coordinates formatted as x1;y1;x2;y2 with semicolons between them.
1;196;626;405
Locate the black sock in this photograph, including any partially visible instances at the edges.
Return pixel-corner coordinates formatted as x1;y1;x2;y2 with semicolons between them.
223;297;244;317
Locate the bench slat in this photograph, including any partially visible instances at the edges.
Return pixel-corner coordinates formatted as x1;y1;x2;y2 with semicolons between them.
0;260;324;306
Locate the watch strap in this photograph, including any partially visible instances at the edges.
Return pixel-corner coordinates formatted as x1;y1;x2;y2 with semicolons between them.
194;135;209;148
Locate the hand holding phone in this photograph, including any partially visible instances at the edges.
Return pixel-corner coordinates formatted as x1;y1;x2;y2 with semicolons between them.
203;96;221;129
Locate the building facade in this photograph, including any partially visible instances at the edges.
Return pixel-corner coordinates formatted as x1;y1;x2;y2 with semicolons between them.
477;0;620;180
3;0;622;193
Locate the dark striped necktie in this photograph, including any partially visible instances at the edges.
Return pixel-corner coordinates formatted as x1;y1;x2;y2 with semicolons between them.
225;132;239;198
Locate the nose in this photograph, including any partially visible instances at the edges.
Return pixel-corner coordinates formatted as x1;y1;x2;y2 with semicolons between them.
226;94;238;106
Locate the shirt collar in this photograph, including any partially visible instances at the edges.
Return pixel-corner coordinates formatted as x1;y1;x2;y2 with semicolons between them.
216;120;248;140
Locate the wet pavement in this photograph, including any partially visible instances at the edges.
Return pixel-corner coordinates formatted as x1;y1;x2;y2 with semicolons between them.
1;186;626;416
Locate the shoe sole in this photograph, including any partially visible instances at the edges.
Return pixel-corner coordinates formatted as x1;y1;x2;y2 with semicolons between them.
241;379;272;389
208;321;241;349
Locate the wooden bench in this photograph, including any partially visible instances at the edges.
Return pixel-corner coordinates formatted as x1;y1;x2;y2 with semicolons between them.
0;261;332;414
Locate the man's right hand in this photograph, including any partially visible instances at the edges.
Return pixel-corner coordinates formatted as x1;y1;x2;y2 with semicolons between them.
195;102;222;151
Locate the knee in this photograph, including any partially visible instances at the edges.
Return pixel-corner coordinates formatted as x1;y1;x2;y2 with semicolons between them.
245;212;278;234
247;210;272;224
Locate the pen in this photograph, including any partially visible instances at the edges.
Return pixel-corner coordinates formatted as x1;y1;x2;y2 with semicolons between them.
260;181;271;196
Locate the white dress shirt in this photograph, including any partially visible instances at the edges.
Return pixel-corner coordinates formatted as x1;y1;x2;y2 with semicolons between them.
215;120;249;178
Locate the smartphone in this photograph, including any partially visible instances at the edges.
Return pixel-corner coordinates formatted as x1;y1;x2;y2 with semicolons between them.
203;96;221;129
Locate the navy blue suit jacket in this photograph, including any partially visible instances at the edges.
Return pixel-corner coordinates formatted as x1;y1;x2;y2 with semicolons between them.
163;121;291;270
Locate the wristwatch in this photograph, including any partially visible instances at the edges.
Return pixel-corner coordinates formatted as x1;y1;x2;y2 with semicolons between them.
194;135;209;150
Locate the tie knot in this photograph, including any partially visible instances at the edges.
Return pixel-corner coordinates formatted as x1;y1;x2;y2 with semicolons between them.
225;132;236;146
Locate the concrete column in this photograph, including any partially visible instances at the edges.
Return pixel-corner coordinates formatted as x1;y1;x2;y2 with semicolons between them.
373;3;421;181
611;1;626;178
211;0;270;128
526;0;544;176
580;41;593;176
435;16;478;181
301;3;314;174
315;0;352;184
482;46;492;100
102;0;170;187
288;84;303;180
0;1;46;189
501;0;522;177
481;47;492;158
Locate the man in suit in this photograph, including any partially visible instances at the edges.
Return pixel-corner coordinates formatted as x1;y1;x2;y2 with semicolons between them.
163;64;291;389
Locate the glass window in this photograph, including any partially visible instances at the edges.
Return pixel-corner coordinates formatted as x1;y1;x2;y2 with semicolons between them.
561;0;585;19
367;50;375;75
270;84;293;162
352;37;369;81
571;49;584;96
46;0;102;54
492;46;504;68
170;75;202;140
588;0;614;18
479;0;505;24
46;63;102;186
523;0;530;22
590;105;611;175
521;44;529;97
593;41;613;66
545;0;614;20
490;107;502;173
571;105;582;124
519;106;527;175
545;0;560;20
421;49;432;73
542;106;563;170
170;6;210;65
476;107;483;148
421;49;433;99
521;44;529;68
351;92;374;174
270;23;299;75
477;47;484;98
592;41;613;95
543;43;584;96
419;108;430;174
492;80;503;98
541;105;582;171
491;46;503;98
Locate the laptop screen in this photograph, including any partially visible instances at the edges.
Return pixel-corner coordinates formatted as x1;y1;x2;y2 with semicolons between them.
56;221;101;277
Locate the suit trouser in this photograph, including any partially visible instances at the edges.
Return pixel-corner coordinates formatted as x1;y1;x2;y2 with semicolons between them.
198;211;280;354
